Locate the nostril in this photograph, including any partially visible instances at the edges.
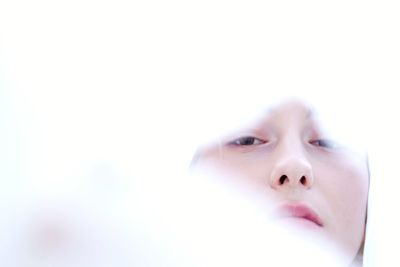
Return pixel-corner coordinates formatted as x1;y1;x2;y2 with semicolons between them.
300;176;307;185
279;175;288;185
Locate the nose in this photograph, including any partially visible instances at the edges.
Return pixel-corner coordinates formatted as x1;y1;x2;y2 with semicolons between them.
269;150;314;190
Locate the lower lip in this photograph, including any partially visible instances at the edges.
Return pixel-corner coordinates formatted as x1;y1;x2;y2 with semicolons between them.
279;217;322;230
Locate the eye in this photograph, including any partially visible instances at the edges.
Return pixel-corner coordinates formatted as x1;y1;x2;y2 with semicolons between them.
229;136;266;146
310;139;338;149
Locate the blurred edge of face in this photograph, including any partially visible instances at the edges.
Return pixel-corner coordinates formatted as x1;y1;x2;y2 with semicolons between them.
190;97;369;266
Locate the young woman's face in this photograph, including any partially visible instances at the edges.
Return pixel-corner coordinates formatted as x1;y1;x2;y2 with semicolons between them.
192;99;369;264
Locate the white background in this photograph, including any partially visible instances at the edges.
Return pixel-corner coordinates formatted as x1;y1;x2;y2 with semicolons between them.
1;1;400;266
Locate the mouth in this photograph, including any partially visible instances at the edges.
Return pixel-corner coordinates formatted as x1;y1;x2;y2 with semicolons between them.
274;203;323;227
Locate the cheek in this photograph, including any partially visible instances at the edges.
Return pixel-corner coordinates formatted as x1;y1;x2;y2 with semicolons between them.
328;160;368;208
194;150;273;194
318;159;368;218
196;148;262;175
314;151;368;202
317;160;369;249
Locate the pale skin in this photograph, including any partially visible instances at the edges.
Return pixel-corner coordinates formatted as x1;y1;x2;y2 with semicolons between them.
192;99;369;266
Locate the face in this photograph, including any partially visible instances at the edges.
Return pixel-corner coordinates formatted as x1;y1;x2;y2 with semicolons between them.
192;98;369;264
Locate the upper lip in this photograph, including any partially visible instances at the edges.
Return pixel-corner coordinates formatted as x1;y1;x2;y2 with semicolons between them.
275;203;323;227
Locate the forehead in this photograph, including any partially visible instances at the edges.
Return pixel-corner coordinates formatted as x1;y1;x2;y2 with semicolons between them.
250;98;318;129
265;99;315;120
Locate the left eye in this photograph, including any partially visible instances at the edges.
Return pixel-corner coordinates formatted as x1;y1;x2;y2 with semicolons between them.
310;139;338;149
229;136;266;146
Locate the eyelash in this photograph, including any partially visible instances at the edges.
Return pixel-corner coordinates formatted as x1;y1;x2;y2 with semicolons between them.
309;139;338;149
228;136;267;146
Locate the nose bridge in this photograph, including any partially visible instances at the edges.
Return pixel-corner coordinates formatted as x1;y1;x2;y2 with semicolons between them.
279;129;305;159
269;131;314;189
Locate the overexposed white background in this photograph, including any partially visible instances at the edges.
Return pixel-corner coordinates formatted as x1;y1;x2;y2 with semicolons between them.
1;1;399;266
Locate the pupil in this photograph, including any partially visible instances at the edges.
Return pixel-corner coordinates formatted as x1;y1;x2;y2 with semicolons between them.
242;137;254;145
319;140;330;147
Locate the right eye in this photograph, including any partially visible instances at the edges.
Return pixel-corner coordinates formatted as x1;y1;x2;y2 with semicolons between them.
228;136;266;146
